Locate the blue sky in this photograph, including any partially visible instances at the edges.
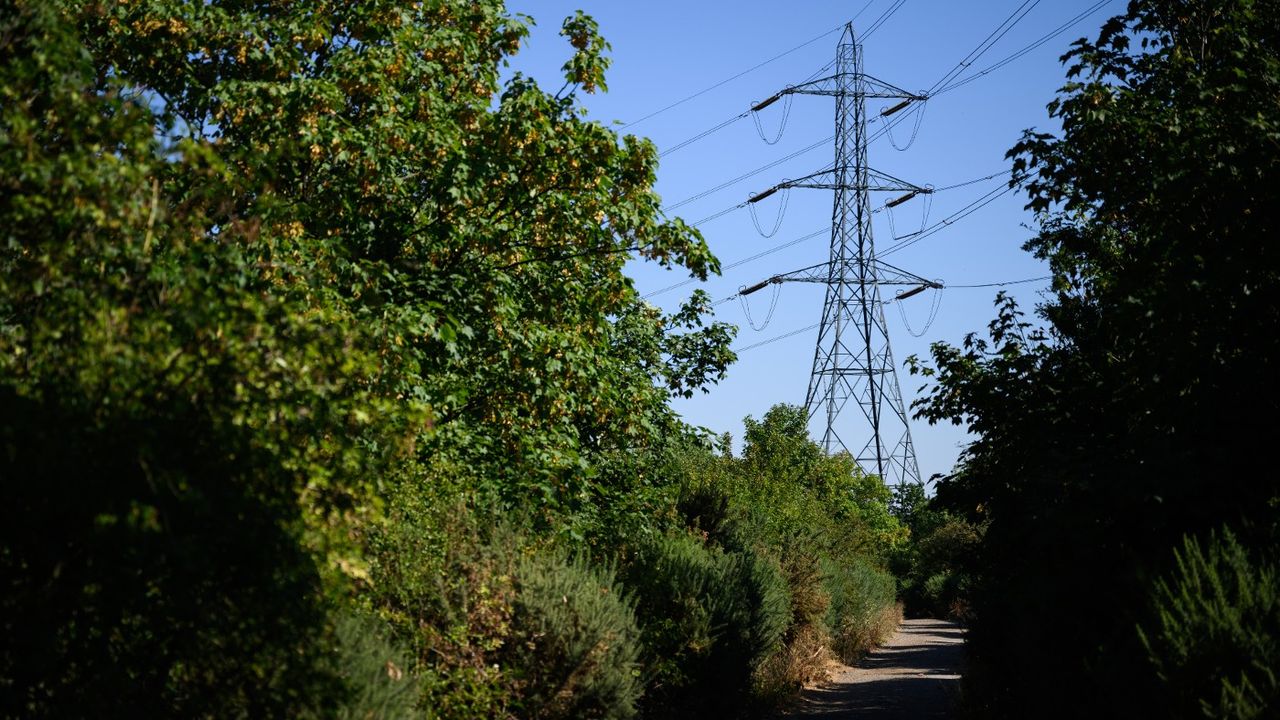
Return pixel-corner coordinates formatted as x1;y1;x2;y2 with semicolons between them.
503;0;1121;481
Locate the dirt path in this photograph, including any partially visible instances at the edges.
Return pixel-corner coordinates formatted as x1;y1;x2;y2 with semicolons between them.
786;618;965;719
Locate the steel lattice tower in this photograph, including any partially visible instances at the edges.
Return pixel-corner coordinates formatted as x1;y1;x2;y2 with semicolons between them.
741;24;933;486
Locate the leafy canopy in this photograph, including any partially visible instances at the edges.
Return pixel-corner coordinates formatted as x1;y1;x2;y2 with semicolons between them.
0;0;735;714
910;0;1280;716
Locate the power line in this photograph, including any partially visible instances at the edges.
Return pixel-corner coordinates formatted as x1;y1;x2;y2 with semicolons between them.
665;77;959;222
936;0;1115;96
667;115;909;222
664;135;833;213
933;169;1007;191
861;0;909;40
736;322;820;353
621;21;852;130
946;275;1050;288
643;226;830;299
662;1;1077;222
734;275;1051;353
680;158;1002;231
695;180;1030;309
879;177;1026;257
660;112;750;157
655;2;885;158
925;0;1042;96
690;203;745;227
651;5;1063;334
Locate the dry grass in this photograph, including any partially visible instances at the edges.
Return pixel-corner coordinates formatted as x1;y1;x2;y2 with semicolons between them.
831;601;903;664
754;553;837;706
755;621;834;700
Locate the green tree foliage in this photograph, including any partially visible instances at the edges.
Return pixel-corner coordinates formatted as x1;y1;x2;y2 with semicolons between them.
1141;530;1280;720
2;3;411;713
0;1;905;716
909;1;1280;716
738;405;904;556
887;482;975;619
0;0;734;715
642;406;902;712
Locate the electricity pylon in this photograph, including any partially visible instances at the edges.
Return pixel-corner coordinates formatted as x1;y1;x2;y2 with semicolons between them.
740;22;934;486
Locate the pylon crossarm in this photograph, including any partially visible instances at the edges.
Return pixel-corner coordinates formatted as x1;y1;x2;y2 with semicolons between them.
746;168;835;203
748;168;929;203
868;168;930;195
873;259;941;288
740;261;941;292
771;261;831;284
738;261;827;296
781;76;923;99
861;73;924;101
751;75;925;112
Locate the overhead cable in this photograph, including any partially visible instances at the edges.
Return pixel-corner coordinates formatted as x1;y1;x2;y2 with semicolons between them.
653;1;882;157
946;275;1051;288
750;92;794;145
666;88;934;219
740;282;782;331
935;0;1115;96
897;282;943;336
861;0;909;40
734;275;1051;351
879;177;1026;257
924;0;1042;96
736;322;821;353
747;185;791;237
660;112;750;157
664;135;833;213
932;169;1008;191
621;21;852;130
662;1;1070;221
643;226;830;300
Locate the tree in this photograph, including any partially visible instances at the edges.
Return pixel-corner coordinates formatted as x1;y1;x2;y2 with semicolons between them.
0;0;733;714
910;1;1280;716
737;404;902;557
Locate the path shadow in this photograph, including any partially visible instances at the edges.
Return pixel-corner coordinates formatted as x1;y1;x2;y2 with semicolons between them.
784;619;965;719
791;675;959;718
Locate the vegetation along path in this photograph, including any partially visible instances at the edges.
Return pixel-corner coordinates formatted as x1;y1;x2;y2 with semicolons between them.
788;619;965;719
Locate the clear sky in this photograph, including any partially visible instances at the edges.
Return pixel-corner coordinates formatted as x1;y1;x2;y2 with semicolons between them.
503;0;1121;482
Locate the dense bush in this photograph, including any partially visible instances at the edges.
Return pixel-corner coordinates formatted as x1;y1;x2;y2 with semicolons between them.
328;612;419;720
649;411;905;712
909;0;1280;716
374;516;521;719
824;558;899;662
892;512;981;620
505;552;642;720
0;0;900;715
622;531;789;719
1141;530;1280;719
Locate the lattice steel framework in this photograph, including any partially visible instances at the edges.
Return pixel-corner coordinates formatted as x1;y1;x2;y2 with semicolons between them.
742;24;932;486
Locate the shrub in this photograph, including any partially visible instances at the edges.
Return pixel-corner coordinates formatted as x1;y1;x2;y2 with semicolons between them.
825;557;898;662
623;532;789;718
504;551;642;720
369;511;519;720
894;517;980;619
754;621;831;702
1140;529;1280;719
327;611;419;720
675;480;736;548
754;546;832;699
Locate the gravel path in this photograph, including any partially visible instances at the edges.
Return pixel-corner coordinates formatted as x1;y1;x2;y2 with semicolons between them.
786;618;965;719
